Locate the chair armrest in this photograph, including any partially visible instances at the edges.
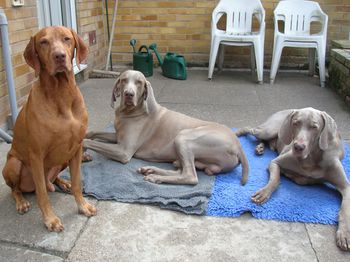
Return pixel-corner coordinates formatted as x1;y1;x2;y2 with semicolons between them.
274;12;288;35
254;8;266;32
316;12;328;34
212;10;225;34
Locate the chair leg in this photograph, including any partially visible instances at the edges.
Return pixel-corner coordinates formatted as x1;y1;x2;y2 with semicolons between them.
254;41;264;84
218;44;225;72
270;38;283;84
208;38;220;79
308;48;316;76
250;45;256;78
316;42;326;88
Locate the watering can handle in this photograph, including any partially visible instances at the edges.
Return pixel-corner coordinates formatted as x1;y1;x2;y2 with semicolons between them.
138;45;150;54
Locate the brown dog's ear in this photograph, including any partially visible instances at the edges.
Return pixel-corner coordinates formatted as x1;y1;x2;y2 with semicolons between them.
319;111;337;150
110;78;122;108
71;29;88;69
24;36;41;77
278;110;296;145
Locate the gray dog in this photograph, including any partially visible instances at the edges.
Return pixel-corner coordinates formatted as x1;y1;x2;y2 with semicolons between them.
236;108;350;251
84;70;248;186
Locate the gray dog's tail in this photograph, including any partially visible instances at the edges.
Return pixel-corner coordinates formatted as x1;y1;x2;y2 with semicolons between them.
235;127;252;137
238;146;249;185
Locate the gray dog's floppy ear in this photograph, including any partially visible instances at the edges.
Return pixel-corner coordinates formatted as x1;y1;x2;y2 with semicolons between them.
24;36;41;77
278;110;295;145
110;77;122;108
319;111;337;150
143;80;150;100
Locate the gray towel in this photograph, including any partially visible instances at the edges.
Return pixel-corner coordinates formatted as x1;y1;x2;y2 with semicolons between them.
60;148;215;215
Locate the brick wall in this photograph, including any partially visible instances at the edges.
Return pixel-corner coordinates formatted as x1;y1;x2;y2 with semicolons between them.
108;0;350;69
76;0;108;72
0;0;38;127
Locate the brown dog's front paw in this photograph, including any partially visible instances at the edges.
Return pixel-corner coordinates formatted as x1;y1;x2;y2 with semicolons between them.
16;199;31;214
45;216;64;232
79;202;97;217
251;187;272;204
336;228;350;251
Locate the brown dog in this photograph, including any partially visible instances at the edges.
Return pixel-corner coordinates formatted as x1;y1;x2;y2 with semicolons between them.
2;26;96;232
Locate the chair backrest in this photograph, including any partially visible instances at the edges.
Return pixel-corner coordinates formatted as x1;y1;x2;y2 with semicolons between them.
274;0;325;36
213;0;265;34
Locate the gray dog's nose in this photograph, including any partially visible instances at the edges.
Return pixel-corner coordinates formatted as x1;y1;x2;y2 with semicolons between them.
293;143;305;152
124;91;134;98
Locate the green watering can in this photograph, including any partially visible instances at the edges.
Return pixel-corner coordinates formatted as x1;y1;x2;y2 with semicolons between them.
149;43;187;80
130;39;153;77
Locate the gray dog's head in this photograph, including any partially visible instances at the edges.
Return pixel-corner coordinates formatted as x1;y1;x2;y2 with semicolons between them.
278;107;337;159
110;70;149;110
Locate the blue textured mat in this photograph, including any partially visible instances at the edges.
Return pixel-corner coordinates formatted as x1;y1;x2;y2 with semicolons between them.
207;130;350;225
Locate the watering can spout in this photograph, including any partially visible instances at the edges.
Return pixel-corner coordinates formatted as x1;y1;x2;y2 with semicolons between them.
149;43;163;66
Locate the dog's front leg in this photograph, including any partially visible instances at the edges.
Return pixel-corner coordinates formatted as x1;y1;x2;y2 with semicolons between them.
251;160;281;204
70;146;97;217
326;161;350;251
29;152;64;232
338;186;350;251
85;131;117;143
252;152;296;204
83;139;135;164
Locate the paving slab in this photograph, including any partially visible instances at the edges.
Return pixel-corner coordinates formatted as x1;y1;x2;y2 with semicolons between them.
306;224;350;262
0;244;63;262
0;182;97;257
68;202;316;262
0;244;64;262
158;79;260;106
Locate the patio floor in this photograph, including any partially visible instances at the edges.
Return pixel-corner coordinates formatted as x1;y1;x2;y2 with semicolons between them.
0;69;350;261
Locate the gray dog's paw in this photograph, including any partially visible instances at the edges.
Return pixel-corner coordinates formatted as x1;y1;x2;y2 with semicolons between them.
255;143;265;155
336;228;350;251
251;187;271;204
138;166;156;176
143;174;163;184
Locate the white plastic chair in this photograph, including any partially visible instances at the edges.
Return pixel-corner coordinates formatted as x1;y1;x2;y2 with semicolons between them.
270;0;328;87
208;0;265;83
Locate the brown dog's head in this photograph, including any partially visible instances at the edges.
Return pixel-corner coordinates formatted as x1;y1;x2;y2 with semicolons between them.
24;26;88;77
279;107;337;159
110;70;149;110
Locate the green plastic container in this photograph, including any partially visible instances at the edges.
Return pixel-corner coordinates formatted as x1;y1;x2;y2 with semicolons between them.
149;43;187;80
133;45;153;77
162;53;187;80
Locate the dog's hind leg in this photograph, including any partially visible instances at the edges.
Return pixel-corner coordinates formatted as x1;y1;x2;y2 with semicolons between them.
2;156;31;214
139;129;199;185
139;126;242;185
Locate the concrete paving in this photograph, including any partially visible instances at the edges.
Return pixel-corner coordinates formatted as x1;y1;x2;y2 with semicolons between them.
0;69;350;261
